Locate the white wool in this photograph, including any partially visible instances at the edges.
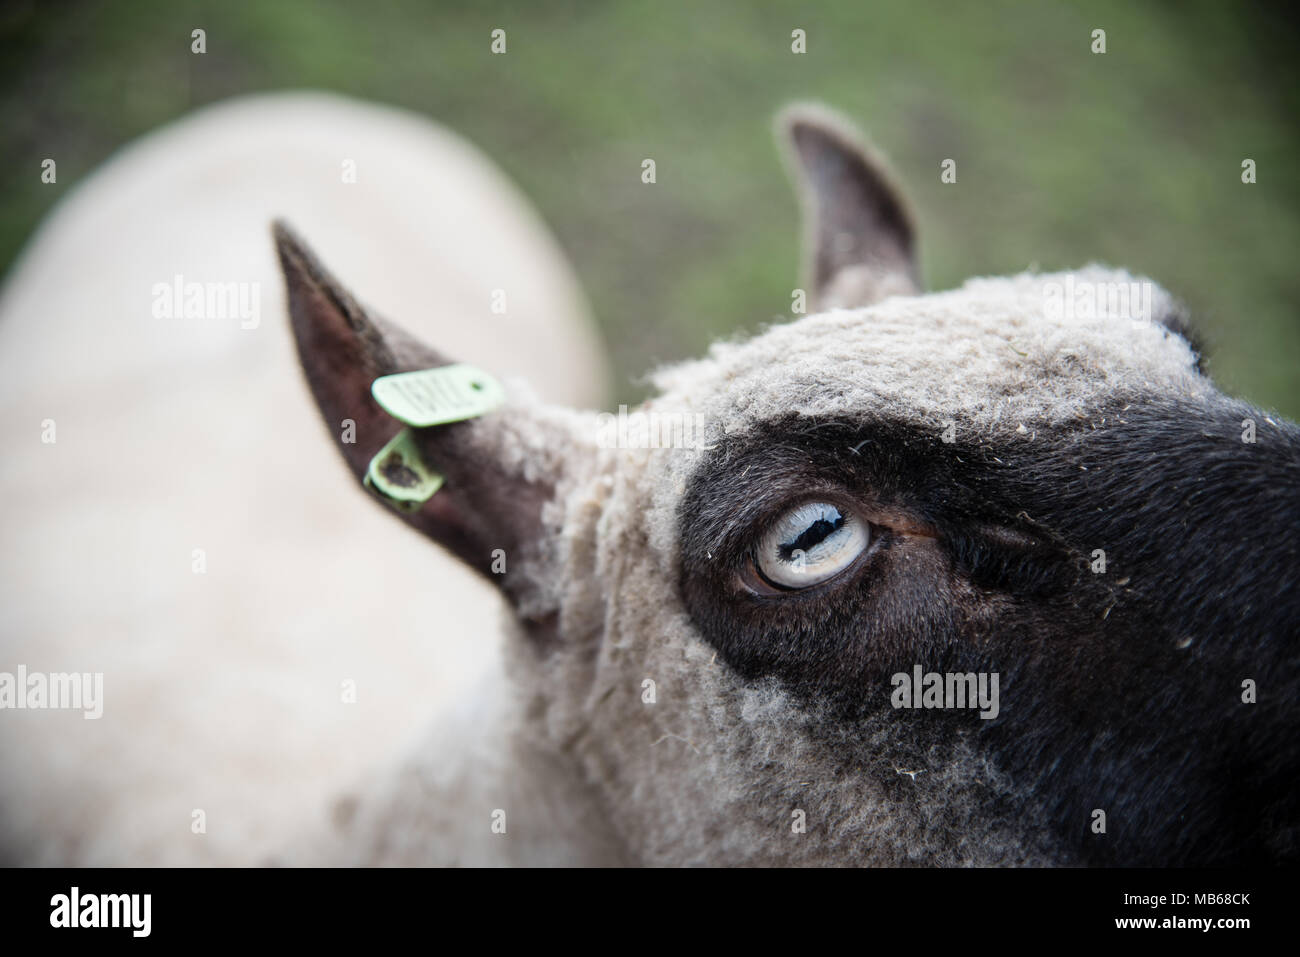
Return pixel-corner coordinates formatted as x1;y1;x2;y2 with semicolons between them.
655;268;1198;431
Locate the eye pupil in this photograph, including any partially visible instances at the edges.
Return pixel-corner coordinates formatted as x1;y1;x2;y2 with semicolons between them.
779;514;844;559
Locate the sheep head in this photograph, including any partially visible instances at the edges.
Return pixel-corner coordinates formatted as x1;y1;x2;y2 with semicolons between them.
277;105;1299;866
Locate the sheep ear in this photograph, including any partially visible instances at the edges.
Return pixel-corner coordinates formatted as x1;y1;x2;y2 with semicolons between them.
274;221;583;593
274;221;443;477
779;104;920;310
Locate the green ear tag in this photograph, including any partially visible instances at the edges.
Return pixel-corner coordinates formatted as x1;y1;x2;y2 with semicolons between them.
364;364;505;512
371;363;506;427
363;428;445;512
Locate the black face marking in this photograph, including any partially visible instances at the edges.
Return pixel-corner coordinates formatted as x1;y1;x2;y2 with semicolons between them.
677;396;1300;865
679;414;1087;709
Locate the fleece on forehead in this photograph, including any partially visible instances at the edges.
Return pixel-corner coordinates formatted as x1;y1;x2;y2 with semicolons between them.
654;267;1204;430
636;267;1208;560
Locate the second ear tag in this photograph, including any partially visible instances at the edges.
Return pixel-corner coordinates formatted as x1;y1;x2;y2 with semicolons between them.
371;363;505;427
363;429;444;512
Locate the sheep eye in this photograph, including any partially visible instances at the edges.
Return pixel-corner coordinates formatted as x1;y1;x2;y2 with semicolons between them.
755;502;869;589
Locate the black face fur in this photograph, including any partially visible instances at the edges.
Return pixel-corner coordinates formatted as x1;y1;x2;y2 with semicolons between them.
679;393;1300;865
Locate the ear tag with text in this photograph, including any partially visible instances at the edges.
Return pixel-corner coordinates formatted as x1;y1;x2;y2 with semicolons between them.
371;363;505;427
363;364;504;511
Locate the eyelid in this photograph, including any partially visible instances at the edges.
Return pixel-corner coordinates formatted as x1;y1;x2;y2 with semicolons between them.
730;492;937;598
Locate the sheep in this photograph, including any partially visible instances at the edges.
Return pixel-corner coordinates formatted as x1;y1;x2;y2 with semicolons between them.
0;91;608;865
279;104;1299;866
4;93;1294;868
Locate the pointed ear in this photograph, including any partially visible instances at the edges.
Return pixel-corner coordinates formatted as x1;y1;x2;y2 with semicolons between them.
274;221;444;477
273;221;590;609
778;103;920;310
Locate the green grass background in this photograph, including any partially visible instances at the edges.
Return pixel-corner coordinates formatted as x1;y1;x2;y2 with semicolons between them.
2;0;1297;413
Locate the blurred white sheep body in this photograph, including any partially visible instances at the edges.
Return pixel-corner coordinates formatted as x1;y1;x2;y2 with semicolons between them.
0;92;608;865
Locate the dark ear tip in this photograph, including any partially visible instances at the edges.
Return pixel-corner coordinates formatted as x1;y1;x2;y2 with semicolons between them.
271;219;342;303
776;101;914;216
271;218;372;338
271;218;311;273
775;102;863;155
270;217;295;250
